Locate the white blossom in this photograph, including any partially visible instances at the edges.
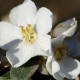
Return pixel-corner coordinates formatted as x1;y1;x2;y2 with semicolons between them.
0;0;53;67
46;18;80;80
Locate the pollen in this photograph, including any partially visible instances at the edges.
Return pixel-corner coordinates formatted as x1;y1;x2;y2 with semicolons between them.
21;24;37;44
54;45;68;61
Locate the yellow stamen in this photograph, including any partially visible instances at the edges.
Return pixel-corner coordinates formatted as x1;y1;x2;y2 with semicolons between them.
54;46;68;61
21;24;37;44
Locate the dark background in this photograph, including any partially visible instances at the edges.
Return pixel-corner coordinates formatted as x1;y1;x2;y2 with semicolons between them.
0;0;80;29
0;0;80;22
0;0;80;80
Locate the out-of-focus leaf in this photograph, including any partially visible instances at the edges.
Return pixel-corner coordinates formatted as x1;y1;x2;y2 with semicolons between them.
0;64;39;80
10;65;39;80
10;56;40;80
0;71;10;80
0;77;10;80
0;56;10;80
0;57;41;80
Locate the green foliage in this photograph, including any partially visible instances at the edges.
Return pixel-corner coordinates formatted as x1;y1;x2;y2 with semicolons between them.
10;65;39;80
0;57;40;80
0;65;39;80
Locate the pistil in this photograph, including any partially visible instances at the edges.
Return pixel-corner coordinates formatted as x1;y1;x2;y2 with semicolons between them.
54;45;68;61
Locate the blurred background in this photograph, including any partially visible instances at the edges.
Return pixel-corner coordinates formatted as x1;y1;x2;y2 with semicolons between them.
0;0;80;29
0;0;80;80
0;0;80;22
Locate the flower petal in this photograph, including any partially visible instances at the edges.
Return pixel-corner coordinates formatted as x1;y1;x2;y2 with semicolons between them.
0;22;21;50
6;42;35;67
53;18;77;37
51;35;65;48
9;0;37;27
63;19;77;37
7;39;51;67
37;35;51;55
36;7;53;35
46;56;60;75
65;32;80;57
53;72;64;80
58;57;80;79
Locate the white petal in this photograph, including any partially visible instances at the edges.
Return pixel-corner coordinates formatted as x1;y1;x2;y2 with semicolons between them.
6;42;35;67
46;56;60;75
58;57;80;79
63;20;77;37
0;22;21;50
7;39;51;67
32;43;49;57
51;35;65;48
37;35;51;55
9;0;37;27
53;18;77;37
53;72;64;80
36;7;53;35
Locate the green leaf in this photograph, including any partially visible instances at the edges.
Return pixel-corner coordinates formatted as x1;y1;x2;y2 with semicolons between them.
0;57;41;80
0;77;10;80
10;65;39;80
0;71;10;80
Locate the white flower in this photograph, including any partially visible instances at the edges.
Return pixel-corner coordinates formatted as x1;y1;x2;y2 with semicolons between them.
46;18;80;80
0;0;53;67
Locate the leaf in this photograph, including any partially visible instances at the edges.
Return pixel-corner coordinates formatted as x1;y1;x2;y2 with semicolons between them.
0;56;10;78
0;56;41;80
10;65;39;80
0;77;10;80
0;71;10;80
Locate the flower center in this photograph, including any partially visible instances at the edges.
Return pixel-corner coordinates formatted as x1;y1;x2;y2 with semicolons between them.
54;46;68;61
21;24;37;44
